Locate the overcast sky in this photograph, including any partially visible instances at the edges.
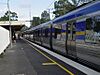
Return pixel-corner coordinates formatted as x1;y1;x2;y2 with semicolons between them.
0;0;56;26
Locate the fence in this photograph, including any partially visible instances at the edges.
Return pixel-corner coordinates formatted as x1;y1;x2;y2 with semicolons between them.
0;26;10;54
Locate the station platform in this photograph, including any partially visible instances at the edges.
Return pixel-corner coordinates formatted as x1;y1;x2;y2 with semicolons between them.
0;39;99;75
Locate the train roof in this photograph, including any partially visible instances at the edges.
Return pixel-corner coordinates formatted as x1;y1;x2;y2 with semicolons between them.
53;0;100;23
27;21;51;32
23;0;100;33
40;21;51;27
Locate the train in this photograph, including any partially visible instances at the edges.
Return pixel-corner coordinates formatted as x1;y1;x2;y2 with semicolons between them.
22;0;100;71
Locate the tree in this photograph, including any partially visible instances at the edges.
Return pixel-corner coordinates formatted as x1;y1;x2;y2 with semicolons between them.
31;11;51;27
53;0;77;17
0;11;18;21
11;12;18;21
31;17;41;27
41;10;50;20
0;16;9;21
53;0;94;18
40;18;50;24
41;10;50;23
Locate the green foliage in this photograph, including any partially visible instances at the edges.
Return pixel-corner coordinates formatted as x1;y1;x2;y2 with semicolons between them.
31;17;41;27
41;10;50;23
53;0;77;17
41;11;50;20
40;18;46;24
53;0;94;18
40;18;50;24
10;12;18;21
0;16;9;21
0;11;18;21
31;11;50;27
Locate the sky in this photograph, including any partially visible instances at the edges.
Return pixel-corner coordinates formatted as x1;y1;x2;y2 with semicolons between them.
0;0;56;27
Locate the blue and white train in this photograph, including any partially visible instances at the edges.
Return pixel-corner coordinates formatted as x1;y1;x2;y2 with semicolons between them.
23;0;100;71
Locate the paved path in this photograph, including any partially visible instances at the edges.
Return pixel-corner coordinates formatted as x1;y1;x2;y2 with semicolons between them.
0;39;86;75
0;40;37;75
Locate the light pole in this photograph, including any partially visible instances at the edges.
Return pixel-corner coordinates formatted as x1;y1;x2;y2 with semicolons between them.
29;6;31;26
47;8;54;20
7;0;12;48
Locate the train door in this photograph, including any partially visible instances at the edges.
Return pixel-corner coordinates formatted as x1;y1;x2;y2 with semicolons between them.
67;21;77;58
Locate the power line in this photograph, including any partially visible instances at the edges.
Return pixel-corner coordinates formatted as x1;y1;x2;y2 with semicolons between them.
46;0;55;9
44;1;56;13
45;0;57;19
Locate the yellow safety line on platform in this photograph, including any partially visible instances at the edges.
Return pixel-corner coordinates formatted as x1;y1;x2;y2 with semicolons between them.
29;44;74;75
42;62;57;66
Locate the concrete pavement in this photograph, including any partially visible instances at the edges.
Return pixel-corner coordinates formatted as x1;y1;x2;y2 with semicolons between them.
0;39;86;75
0;40;37;75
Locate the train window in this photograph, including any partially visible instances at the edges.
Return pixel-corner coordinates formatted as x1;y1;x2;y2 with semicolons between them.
33;31;35;37
38;30;41;37
35;31;36;37
54;28;57;39
45;28;48;37
94;16;100;33
86;18;92;30
38;30;40;37
37;30;39;36
35;31;37;37
86;16;100;43
41;29;43;37
61;23;66;41
43;29;45;37
53;24;67;41
36;31;38;37
67;22;76;40
72;24;76;40
68;24;71;40
54;28;61;39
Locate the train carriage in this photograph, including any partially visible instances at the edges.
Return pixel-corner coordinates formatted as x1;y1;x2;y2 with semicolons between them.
40;21;52;48
23;0;100;71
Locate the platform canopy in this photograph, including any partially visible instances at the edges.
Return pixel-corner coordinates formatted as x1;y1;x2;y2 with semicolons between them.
0;21;25;31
